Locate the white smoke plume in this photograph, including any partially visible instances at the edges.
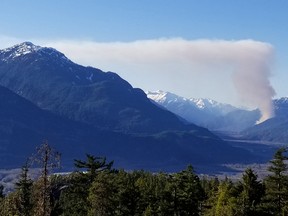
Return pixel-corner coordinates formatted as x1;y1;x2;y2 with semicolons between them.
41;38;275;123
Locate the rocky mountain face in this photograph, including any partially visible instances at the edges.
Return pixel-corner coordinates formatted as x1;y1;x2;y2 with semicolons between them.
146;90;260;132
0;42;259;172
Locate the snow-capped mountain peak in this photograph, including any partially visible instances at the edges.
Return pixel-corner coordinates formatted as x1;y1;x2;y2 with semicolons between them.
0;42;41;59
145;90;182;104
0;42;97;85
0;42;71;64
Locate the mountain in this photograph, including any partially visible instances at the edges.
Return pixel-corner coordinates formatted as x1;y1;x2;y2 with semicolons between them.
0;42;260;172
274;97;288;117
242;97;288;143
0;84;97;167
146;90;260;132
0;84;256;171
0;42;202;134
147;90;237;116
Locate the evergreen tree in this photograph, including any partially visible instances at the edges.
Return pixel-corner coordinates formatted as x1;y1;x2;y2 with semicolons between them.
116;170;141;216
155;173;175;215
204;178;238;216
0;184;4;199
136;171;173;215
15;162;33;216
217;180;239;216
170;165;205;216
0;184;5;215
88;171;118;216
58;172;90;216
264;147;288;216
74;154;113;182
237;168;265;216
49;174;71;216
201;177;220;214
59;154;113;215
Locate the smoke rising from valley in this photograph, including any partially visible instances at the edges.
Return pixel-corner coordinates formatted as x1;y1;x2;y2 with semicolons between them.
42;38;276;123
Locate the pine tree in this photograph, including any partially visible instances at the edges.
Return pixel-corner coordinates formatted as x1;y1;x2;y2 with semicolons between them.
135;171;172;215
214;180;236;216
201;177;220;215
15;162;33;216
59;154;113;215
88;171;118;216
0;184;4;199
238;168;264;216
58;172;90;216
203;178;238;216
74;154;113;182
264;147;288;216
116;170;141;215
0;184;5;215
170;165;205;215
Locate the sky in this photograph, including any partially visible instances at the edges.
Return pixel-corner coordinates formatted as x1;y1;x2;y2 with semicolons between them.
0;0;288;115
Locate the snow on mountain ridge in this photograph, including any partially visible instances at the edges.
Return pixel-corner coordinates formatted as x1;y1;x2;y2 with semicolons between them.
146;90;186;104
274;97;288;112
275;97;288;103
0;42;41;59
146;90;261;132
146;90;235;112
0;42;98;85
0;42;71;63
189;98;217;109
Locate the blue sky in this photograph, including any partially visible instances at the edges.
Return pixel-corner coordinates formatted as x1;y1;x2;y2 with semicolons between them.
0;1;287;113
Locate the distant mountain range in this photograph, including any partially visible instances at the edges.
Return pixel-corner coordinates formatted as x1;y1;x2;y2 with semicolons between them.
146;90;260;132
0;42;258;172
147;90;288;143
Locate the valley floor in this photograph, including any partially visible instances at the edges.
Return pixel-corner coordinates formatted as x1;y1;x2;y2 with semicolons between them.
206;131;285;179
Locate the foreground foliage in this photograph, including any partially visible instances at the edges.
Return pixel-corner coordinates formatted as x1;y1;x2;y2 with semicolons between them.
0;145;288;215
